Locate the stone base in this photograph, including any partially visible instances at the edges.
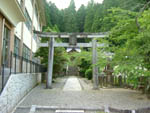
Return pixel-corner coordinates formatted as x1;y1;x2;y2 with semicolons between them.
0;73;41;113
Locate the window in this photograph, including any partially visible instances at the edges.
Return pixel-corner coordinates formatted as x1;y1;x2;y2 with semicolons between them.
2;26;10;66
25;9;32;31
33;27;38;42
30;0;34;5
20;0;24;7
23;44;30;60
14;36;20;55
33;32;37;41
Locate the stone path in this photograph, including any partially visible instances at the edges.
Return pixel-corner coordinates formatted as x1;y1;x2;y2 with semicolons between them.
63;76;82;91
13;76;150;113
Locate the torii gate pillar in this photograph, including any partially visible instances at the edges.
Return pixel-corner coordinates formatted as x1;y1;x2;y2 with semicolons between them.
92;39;99;90
46;37;54;89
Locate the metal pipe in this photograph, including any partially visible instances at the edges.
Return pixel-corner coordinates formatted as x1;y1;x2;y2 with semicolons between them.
21;57;23;73
15;54;16;74
26;59;28;73
10;52;12;75
1;64;5;92
30;61;31;73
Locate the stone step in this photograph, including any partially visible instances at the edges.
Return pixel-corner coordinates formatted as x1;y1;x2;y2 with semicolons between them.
55;110;84;113
14;106;102;113
14;105;141;113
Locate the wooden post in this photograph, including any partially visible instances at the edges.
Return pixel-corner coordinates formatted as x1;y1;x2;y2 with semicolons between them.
92;39;99;90
46;37;54;89
118;75;123;87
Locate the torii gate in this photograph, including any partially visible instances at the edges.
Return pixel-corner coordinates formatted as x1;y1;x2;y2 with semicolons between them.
35;31;108;90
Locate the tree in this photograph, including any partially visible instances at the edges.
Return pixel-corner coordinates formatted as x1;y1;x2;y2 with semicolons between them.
63;0;78;32
76;5;86;32
91;4;103;32
84;0;95;32
100;7;150;87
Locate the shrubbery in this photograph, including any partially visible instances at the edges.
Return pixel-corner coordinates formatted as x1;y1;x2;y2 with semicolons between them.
85;68;92;80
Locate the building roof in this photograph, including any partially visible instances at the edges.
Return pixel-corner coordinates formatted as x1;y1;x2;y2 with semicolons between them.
0;0;26;26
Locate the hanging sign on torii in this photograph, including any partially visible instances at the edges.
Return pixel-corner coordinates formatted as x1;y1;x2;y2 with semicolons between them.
34;31;108;90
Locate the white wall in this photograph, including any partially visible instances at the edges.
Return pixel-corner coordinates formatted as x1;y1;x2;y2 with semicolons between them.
23;25;32;49
32;39;37;53
15;22;22;40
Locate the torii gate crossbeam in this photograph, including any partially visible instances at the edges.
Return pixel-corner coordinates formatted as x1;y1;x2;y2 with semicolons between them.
34;31;107;38
35;31;108;90
39;42;106;48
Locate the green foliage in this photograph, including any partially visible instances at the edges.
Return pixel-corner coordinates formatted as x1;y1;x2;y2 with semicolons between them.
63;0;78;32
76;5;86;32
68;50;92;77
44;0;147;33
85;68;92;80
101;8;150;86
35;27;69;77
91;4;103;32
84;1;95;32
43;1;64;31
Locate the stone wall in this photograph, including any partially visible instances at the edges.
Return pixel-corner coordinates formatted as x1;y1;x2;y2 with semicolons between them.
0;73;41;113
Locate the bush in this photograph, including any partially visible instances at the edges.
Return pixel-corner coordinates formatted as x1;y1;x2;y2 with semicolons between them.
85;68;92;80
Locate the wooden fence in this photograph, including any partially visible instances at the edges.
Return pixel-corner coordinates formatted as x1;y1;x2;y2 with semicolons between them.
98;75;127;88
98;75;150;98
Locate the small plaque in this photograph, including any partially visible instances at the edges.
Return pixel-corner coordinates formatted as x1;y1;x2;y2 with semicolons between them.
69;34;77;45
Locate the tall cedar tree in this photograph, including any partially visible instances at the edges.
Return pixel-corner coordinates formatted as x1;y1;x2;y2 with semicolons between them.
76;5;86;32
63;0;78;32
84;0;95;32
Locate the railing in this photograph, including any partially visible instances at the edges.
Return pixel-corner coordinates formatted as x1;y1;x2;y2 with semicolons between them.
0;52;46;93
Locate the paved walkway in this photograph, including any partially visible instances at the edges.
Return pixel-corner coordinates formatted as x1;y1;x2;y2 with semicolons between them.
14;76;150;113
63;76;82;91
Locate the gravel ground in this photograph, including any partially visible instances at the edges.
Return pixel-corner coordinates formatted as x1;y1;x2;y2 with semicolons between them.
14;76;150;113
